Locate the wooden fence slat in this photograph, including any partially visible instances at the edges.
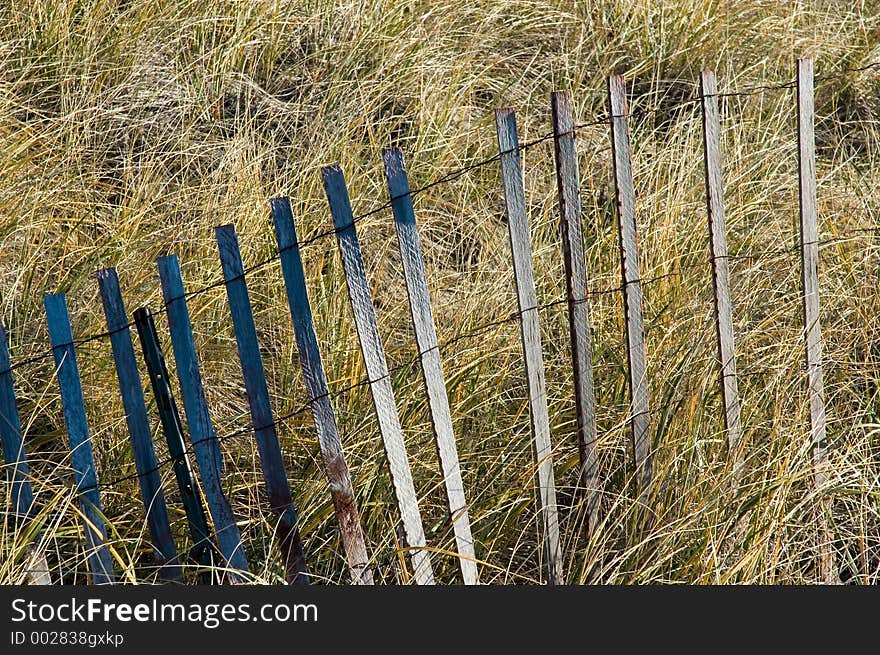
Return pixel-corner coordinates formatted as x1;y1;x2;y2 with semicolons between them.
607;76;653;504
551;91;601;532
133;307;214;571
383;148;478;585
796;57;835;584
271;197;373;585
495;108;563;584
157;255;250;579
215;224;308;585
44;293;115;585
322;165;435;585
0;324;51;584
97;268;180;581
699;72;744;468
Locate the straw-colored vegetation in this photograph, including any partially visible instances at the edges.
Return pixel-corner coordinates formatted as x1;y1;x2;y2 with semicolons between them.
3;0;880;584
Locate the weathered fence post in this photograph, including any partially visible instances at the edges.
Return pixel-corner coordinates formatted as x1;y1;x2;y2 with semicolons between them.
322;165;435;585
495;108;563;584
551;91;601;533
796;57;835;584
699;72;744;470
215;224;309;585
607;76;653;507
133;307;214;572
271;197;373;585
383;148;479;585
157;255;250;580
97;268;180;581
0;324;50;584
44;293;115;584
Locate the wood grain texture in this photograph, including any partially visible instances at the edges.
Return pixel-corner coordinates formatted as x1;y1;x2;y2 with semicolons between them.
97;268;180;581
322;166;435;585
699;72;743;468
271;197;373;585
796;58;835;583
495;108;563;584
157;255;250;579
44;293;115;585
0;324;51;584
607;76;653;504
383;148;478;585
551;91;601;533
215;225;308;585
133;307;214;571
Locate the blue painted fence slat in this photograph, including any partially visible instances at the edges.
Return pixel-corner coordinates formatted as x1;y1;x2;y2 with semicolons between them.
215;224;308;585
0;324;35;521
97;268;180;581
323;165;435;585
44;293;116;585
0;325;52;584
271;197;373;585
157;255;250;579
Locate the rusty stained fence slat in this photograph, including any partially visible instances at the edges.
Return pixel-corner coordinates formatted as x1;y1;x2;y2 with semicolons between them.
323;165;435;585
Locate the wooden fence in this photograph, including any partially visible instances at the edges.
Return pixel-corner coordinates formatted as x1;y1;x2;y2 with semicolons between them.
0;58;845;584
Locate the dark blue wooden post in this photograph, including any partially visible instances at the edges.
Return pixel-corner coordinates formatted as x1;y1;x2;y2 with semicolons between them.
44;293;115;585
271;198;373;585
133;307;214;573
0;324;35;522
97;268;180;581
215;225;308;585
157;254;250;579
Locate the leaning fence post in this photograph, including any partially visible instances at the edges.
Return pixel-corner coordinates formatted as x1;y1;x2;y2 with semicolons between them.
271;197;373;585
44;293;115;584
607;75;653;507
133;307;214;573
495;108;564;584
0;324;50;584
215;224;308;585
796;57;835;584
551;91;601;534
322;165;435;585
699;72;744;470
97;268;180;581
157;255;250;580
383;148;478;585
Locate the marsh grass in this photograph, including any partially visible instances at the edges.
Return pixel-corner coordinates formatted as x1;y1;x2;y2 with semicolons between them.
3;0;880;584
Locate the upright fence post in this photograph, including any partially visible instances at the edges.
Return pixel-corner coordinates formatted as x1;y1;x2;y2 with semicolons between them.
551;91;601;534
383;148;478;585
157;255;250;580
322;165;435;585
699;72;744;470
97;269;180;581
133;308;214;573
215;224;308;585
607;76;653;507
0;324;50;584
796;57;835;584
495;108;563;584
271;197;373;585
44;294;115;585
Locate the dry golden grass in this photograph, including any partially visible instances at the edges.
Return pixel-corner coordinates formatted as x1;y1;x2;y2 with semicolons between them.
4;0;880;584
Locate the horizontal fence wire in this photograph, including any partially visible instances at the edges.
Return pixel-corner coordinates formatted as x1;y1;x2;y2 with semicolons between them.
3;60;878;377
56;271;681;495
